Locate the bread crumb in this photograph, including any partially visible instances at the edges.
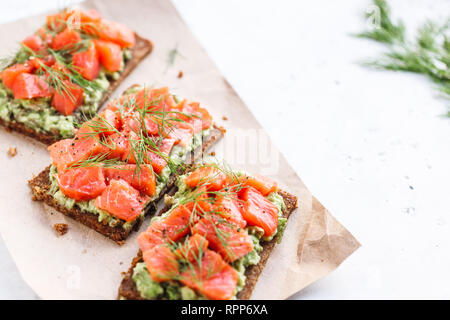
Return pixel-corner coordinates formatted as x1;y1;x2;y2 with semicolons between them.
53;223;68;236
210;151;216;156
222;116;228;121
178;70;183;78
7;147;17;157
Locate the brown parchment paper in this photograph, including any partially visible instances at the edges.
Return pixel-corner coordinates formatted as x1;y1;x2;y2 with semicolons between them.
0;0;360;300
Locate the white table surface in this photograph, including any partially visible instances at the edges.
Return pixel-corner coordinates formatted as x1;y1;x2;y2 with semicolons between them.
1;0;449;299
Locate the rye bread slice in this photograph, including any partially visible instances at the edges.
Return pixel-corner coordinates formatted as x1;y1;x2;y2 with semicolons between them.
0;33;153;145
28;125;224;245
117;190;298;299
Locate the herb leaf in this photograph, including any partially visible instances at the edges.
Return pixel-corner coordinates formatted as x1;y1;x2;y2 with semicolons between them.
356;0;450;113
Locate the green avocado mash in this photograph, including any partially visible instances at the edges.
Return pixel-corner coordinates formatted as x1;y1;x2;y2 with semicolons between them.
0;47;132;138
132;262;164;298
132;173;286;300
132;262;204;300
47;128;211;229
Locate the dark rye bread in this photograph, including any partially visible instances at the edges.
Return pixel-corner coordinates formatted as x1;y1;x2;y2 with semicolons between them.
0;33;153;145
28;125;224;244
117;190;298;300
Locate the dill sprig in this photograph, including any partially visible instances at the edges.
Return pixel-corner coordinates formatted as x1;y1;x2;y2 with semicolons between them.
20;44;101;103
356;0;405;44
152;163;254;287
356;0;450;114
176;164;251;258
70;86;199;182
68;152;123;169
166;44;185;71
167;45;180;68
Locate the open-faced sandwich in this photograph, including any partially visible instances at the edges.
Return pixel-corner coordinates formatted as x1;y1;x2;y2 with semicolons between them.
29;85;224;243
0;8;152;144
118;163;298;300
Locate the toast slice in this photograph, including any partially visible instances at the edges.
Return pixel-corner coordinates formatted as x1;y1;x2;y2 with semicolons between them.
117;190;298;299
28;125;224;244
0;33;153;145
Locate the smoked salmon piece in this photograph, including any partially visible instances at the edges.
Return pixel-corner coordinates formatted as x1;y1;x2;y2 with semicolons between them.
56;166;106;201
214;194;247;229
104;133;129;159
94;39;122;72
1;63;34;89
167;121;194;147
94;179;148;222
138;204;195;252
51;27;81;51
22;34;44;52
239;187;279;237
46;12;66;31
151;205;194;241
122;136;176;174
180;249;239;300
137;229;164;253
143;245;179;282
184;186;214;217
184;166;229;191
51;80;84;115
122;111;159;135
29;56;56;71
174;100;212;132
174;234;209;263
134;87;172;111
192;215;253;262
65;8;102;25
87;109;121;136
84;19;135;48
11;73;52;99
72;125;108;158
48;139;78;171
72;43;100;80
48;133;106;172
238;174;277;196
104;164;156;196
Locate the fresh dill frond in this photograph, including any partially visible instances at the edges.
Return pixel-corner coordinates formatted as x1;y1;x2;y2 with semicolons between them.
356;0;405;44
19;45;100;103
166;44;184;71
356;0;450;113
167;46;179;67
68;152;122;169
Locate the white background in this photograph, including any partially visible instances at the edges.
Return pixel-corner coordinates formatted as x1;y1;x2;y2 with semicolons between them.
0;0;449;299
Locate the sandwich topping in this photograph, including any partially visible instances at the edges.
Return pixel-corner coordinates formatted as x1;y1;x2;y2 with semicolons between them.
0;8;135;137
132;164;287;300
47;85;213;229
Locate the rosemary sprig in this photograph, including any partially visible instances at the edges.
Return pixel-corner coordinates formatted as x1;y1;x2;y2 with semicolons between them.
356;0;450;113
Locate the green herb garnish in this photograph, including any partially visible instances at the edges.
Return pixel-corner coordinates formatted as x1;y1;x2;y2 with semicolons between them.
356;0;450;114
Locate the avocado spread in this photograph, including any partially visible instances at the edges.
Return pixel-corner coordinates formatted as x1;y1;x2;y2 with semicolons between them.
0;47;132;138
47;128;211;229
131;173;286;300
